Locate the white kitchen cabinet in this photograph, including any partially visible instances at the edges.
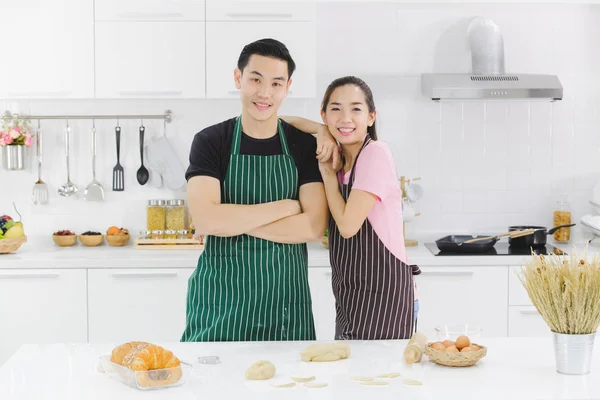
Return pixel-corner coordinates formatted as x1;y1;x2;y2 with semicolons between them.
206;1;315;22
0;269;87;367
509;266;533;306
95;22;206;98
88;269;194;343
95;0;205;21
415;266;508;338
308;268;336;340
0;0;94;99
508;306;552;337
206;22;316;98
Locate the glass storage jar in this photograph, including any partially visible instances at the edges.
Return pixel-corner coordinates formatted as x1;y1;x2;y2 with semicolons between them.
151;230;164;240
147;200;166;231
166;199;185;231
177;229;189;240
554;196;572;243
165;229;177;240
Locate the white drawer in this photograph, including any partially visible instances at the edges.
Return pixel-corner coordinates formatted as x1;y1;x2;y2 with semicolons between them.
509;266;533;306
508;306;551;337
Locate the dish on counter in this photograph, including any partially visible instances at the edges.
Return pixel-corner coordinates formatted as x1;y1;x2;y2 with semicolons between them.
52;230;77;247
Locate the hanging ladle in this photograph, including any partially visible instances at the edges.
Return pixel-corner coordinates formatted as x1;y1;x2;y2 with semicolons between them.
136;121;149;185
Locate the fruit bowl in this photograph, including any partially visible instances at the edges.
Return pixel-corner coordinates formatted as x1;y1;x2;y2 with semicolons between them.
53;234;77;247
106;234;130;247
79;234;104;247
424;342;487;367
0;236;27;254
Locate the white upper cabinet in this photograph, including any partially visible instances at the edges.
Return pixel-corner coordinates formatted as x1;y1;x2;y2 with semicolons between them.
206;1;315;22
95;21;206;98
95;0;205;21
206;22;316;98
0;0;94;99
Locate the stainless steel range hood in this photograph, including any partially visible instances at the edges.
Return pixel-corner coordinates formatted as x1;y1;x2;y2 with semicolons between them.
421;17;563;102
422;73;563;101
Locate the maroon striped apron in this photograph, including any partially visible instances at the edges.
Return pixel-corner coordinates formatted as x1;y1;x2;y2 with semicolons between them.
329;136;421;340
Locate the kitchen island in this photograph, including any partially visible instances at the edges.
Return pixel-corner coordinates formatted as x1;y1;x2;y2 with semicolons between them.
1;338;599;399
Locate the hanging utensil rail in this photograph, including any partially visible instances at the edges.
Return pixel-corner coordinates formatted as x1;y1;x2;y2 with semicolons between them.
2;110;173;123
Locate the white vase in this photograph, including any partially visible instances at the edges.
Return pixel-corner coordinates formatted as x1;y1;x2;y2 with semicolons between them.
1;145;28;171
553;331;595;375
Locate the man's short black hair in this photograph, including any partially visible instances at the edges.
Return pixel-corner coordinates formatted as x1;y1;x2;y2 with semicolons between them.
237;38;296;79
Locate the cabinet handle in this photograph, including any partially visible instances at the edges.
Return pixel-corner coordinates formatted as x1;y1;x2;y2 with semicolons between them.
117;12;184;19
112;272;179;278
226;12;293;19
118;90;183;97
420;270;474;276
8;91;71;97
0;272;60;279
519;309;540;315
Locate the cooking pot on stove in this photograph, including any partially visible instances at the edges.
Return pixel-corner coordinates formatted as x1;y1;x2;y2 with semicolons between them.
508;224;575;247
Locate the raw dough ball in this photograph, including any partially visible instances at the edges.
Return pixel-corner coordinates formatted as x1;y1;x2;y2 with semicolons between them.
300;343;351;362
245;360;275;380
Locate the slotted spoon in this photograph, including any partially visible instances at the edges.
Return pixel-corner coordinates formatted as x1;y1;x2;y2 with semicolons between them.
31;120;48;205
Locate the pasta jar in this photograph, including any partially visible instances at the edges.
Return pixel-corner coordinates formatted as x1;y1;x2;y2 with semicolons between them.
166;199;186;231
147;200;166;231
553;196;572;243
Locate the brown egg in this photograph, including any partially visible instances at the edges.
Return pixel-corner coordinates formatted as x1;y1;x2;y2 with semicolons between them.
445;346;459;353
442;340;454;348
460;346;474;352
431;342;446;351
455;335;471;350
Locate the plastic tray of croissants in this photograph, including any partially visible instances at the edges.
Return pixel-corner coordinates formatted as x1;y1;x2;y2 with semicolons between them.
99;342;192;390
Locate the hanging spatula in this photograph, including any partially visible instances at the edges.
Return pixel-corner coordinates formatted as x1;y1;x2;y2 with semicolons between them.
112;125;124;191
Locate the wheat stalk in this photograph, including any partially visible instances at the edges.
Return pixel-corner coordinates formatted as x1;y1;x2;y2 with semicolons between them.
517;249;600;335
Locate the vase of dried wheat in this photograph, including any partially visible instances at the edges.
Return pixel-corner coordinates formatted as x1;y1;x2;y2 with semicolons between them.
518;251;600;375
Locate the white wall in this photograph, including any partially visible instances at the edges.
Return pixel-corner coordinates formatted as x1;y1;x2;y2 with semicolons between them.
0;2;598;241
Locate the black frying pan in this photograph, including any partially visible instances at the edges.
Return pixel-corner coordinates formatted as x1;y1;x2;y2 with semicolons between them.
435;235;500;253
508;224;576;247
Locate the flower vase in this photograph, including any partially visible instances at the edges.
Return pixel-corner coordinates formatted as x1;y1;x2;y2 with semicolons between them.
1;145;28;170
553;331;596;375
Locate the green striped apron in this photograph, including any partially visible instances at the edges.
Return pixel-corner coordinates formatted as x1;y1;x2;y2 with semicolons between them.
181;116;316;342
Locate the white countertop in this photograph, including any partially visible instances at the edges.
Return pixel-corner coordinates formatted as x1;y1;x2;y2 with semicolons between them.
0;236;594;269
1;338;600;399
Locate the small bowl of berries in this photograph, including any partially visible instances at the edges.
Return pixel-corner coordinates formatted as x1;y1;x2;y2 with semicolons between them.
53;230;77;247
79;231;103;247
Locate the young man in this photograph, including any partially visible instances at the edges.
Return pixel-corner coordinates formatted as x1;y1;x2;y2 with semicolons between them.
181;38;328;342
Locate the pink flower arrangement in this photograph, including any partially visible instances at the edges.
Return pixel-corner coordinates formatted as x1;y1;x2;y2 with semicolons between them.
0;116;33;147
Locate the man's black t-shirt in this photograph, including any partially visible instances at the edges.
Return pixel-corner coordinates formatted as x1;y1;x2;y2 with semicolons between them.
185;117;322;188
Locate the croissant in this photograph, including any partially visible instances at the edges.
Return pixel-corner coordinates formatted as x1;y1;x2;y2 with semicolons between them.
110;342;182;388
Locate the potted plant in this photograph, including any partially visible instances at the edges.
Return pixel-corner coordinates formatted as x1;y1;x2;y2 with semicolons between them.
0;113;33;170
518;251;600;375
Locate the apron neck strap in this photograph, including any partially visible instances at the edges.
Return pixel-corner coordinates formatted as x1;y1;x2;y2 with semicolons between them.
232;116;290;156
347;135;373;184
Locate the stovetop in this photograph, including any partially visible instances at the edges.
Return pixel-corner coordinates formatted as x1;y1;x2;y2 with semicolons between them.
425;242;567;256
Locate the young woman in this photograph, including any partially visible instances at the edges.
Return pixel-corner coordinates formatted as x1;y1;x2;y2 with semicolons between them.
283;76;420;340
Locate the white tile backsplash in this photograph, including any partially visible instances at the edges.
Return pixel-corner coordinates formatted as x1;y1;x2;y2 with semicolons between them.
1;2;599;240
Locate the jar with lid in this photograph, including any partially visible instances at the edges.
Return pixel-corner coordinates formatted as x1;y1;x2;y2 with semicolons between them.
166;199;186;231
553;196;572;243
165;229;177;240
147;200;166;231
151;230;164;240
138;230;151;240
177;229;189;240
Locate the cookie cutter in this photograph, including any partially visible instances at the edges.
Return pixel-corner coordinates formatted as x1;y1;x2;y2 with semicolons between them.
197;356;221;365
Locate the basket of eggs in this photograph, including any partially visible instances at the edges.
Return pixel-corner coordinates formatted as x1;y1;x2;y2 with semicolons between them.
106;226;130;247
425;335;487;367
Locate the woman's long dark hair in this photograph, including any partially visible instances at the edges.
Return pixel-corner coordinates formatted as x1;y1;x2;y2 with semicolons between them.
320;76;377;140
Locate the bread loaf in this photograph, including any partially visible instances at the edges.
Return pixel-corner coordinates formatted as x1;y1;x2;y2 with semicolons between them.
110;342;182;388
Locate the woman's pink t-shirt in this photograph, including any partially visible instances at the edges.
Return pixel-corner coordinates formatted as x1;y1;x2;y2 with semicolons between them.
340;140;417;299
